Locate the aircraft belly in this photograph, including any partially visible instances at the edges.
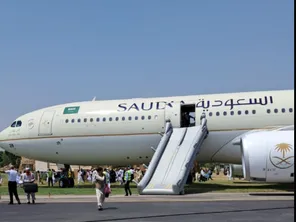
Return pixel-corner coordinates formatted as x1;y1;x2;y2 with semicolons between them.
8;130;251;165
12;135;161;165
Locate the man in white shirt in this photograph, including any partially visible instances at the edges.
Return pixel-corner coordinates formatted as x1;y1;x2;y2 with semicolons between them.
77;169;84;186
5;165;21;205
116;169;124;185
94;167;106;211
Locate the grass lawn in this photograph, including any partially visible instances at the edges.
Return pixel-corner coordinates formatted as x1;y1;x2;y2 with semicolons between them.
0;174;293;196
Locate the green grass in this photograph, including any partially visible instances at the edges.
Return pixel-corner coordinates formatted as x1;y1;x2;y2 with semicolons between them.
0;174;293;196
184;179;294;194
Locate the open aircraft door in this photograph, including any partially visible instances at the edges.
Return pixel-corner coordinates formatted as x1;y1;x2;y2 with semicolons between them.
164;102;181;128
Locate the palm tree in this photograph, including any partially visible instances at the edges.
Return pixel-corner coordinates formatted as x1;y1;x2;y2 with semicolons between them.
275;143;293;158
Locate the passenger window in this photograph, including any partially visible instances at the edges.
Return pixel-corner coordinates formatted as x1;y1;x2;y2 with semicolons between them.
115;117;119;121
71;119;75;123
84;118;87;122
11;121;16;127
289;108;293;112
128;117;132;121
90;118;93;122
78;119;81;123
245;110;249;115
148;115;152;120
267;109;271;114
252;110;256;114
209;112;213;117
141;116;145;120
216;112;220;116
238;111;242;115
65;119;69;123
135;116;138;120
282;108;285;113
96;118;100;122
103;118;106;122
122;117;125;121
230;111;234;115
274;109;278;113
109;117;112;121
223;111;227;116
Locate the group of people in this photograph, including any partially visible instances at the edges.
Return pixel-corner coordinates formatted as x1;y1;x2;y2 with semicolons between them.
76;166;144;185
4;165;37;204
3;164;136;210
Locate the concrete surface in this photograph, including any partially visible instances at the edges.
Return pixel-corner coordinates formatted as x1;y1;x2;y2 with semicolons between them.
0;192;294;203
0;200;294;222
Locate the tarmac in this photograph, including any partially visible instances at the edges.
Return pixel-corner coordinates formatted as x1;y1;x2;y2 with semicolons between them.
0;193;294;222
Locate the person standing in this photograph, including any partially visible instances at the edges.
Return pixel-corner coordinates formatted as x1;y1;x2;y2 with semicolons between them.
77;169;84;186
23;167;37;204
103;169;111;189
5;165;21;205
124;166;132;196
47;169;53;187
0;173;3;186
94;167;106;211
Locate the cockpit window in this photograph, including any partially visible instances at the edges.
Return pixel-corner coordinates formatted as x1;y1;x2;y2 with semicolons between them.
16;121;22;127
11;121;16;127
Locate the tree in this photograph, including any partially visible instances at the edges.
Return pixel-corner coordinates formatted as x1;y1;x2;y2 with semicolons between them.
0;151;3;164
0;152;11;167
0;151;21;168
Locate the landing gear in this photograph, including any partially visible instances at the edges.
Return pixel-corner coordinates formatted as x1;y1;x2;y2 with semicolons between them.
59;178;66;188
58;164;75;188
58;177;75;188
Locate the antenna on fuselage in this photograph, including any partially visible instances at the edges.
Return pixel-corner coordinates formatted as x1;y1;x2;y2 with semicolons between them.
92;96;96;101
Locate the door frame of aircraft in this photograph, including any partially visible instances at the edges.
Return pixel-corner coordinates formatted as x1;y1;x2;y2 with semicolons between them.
38;110;56;136
181;103;196;127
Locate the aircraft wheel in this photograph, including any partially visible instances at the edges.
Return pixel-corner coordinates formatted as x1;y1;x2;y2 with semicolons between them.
59;178;68;188
68;178;75;188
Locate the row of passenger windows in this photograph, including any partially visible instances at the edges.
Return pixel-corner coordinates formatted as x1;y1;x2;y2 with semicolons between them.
64;108;293;124
65;115;155;123
208;108;293;117
9;108;294;127
10;121;22;127
266;108;293;113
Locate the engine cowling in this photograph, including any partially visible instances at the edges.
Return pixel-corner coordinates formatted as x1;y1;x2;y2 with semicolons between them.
229;164;243;178
241;130;294;183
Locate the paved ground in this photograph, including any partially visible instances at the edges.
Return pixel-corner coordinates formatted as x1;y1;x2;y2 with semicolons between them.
0;192;294;203
0;193;294;222
0;200;294;222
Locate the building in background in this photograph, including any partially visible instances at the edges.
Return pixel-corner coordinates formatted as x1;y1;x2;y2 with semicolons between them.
19;157;92;172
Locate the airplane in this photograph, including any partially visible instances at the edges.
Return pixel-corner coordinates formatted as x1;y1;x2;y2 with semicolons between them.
0;89;294;187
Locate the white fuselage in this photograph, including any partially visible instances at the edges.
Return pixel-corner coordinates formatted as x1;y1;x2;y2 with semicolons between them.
0;89;294;166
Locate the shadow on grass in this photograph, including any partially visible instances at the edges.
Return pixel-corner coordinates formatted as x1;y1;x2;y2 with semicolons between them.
184;182;294;194
35;182;294;194
1;180;293;195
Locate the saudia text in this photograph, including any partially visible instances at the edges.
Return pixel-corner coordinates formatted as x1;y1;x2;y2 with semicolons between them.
117;96;274;112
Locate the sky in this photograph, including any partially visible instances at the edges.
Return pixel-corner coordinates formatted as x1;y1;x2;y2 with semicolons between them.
0;0;294;130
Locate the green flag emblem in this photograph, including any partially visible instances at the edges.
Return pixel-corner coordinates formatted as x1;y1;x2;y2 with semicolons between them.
63;106;80;114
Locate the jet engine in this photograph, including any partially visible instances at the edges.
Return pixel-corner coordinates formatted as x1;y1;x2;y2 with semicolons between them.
240;130;294;183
